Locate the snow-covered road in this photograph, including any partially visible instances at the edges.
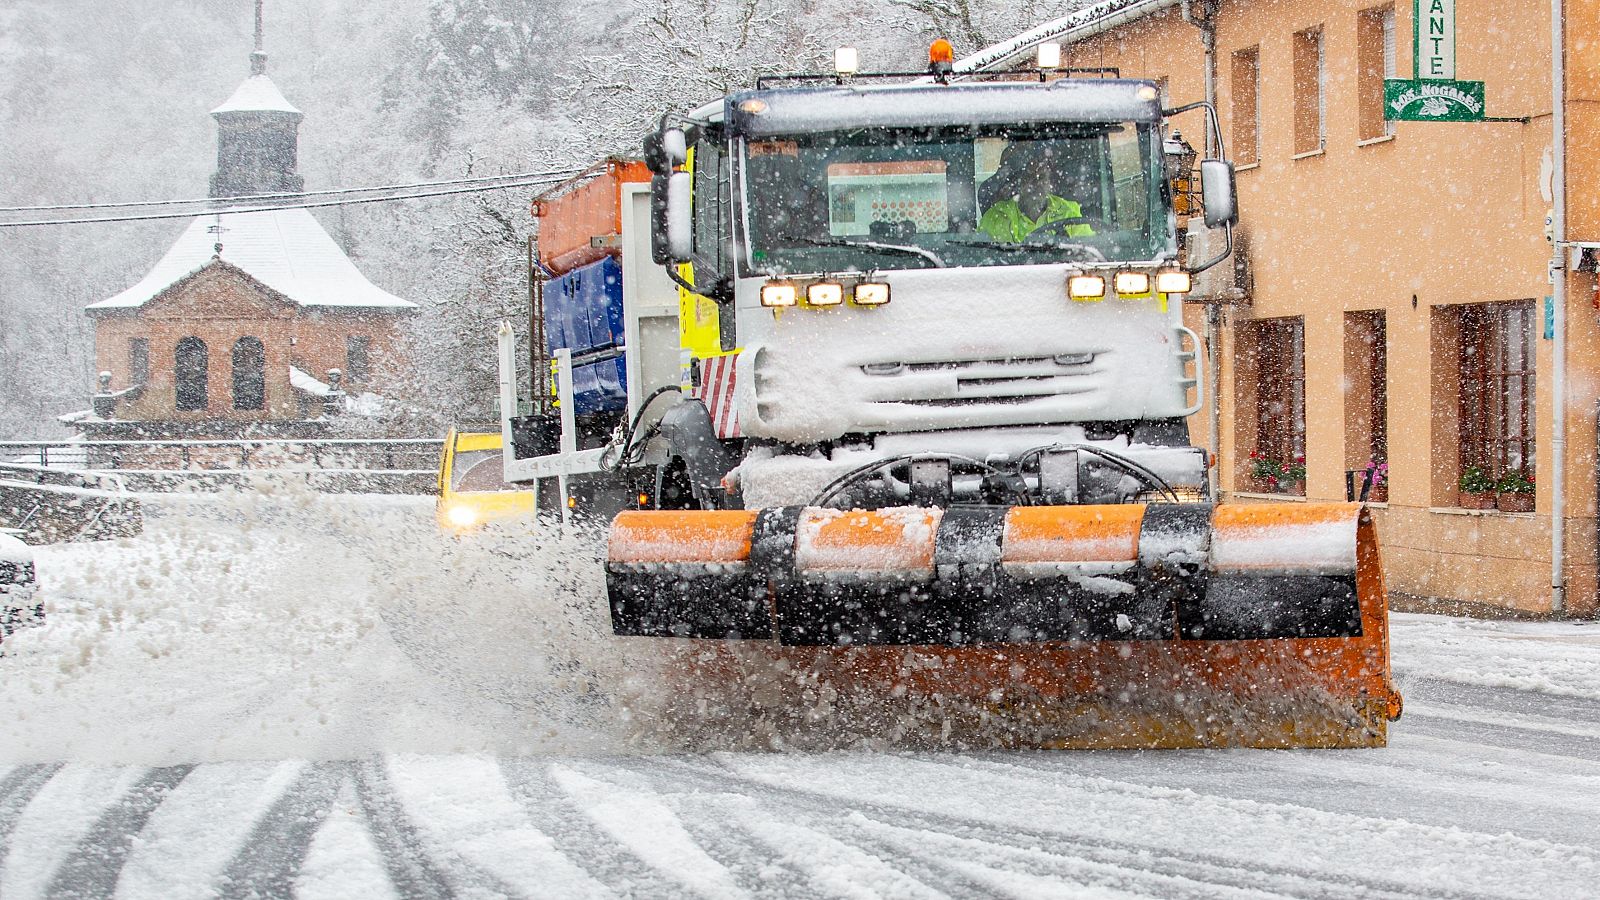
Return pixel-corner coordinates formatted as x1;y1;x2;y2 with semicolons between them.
3;490;1599;899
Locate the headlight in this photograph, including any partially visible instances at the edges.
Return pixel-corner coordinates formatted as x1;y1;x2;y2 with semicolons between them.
1067;274;1106;300
852;282;891;306
446;504;478;528
1156;270;1193;294
806;282;844;306
760;282;798;307
1114;271;1150;295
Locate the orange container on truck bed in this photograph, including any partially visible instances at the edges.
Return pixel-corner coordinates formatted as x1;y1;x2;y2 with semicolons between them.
532;158;652;276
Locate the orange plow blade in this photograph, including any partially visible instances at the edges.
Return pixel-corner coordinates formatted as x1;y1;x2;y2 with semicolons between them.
606;502;1401;749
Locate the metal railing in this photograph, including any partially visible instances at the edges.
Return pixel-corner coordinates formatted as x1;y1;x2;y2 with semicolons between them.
0;438;444;494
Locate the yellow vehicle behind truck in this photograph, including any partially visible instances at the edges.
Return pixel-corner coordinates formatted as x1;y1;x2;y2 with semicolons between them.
436;429;536;532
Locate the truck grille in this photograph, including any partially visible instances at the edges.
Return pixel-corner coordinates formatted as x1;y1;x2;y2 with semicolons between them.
860;353;1103;406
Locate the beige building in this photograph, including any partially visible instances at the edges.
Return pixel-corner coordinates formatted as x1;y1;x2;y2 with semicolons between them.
970;0;1599;614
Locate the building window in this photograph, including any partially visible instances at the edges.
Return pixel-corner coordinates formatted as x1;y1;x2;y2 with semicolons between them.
174;337;209;411
129;338;150;387
1460;301;1536;485
1231;48;1260;165
1293;27;1326;155
1243;317;1307;491
1345;311;1388;497
345;335;372;383
1358;5;1397;140
232;336;266;411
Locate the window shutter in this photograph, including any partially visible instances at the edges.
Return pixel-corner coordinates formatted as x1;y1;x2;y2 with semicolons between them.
1382;8;1396;76
1382;8;1397;135
1317;32;1327;148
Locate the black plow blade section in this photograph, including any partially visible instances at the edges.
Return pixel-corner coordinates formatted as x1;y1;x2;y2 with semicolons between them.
1181;572;1363;639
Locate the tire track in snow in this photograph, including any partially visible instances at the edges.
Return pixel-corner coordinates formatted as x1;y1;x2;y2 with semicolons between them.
636;758;1218;900
0;764;63;873
218;761;352;899
1397;678;1600;761
45;764;195;899
903;753;1508;900
549;761;747;900
656;756;1477;900
351;757;458;899
1402;676;1600;726
598;760;826;900
380;755;608;899
499;758;698;899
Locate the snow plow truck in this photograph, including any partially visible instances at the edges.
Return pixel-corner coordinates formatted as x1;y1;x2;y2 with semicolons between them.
498;43;1403;748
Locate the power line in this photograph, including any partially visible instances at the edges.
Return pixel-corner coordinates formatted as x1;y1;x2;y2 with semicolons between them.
0;168;584;214
0;173;591;228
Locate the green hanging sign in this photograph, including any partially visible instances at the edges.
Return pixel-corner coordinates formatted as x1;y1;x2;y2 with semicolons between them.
1384;79;1485;121
1383;0;1486;122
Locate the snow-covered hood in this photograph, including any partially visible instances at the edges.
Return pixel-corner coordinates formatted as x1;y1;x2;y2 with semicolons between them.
733;263;1193;442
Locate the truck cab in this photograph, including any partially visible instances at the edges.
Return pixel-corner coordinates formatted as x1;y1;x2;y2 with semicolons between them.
648;74;1235;508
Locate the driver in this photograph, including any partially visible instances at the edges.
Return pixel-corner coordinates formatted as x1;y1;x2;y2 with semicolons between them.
979;144;1096;242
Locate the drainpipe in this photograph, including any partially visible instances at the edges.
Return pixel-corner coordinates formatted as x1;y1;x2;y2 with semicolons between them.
1184;0;1224;494
1550;0;1567;615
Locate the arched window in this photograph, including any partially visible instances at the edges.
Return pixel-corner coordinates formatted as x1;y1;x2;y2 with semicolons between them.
174;337;209;411
231;336;266;411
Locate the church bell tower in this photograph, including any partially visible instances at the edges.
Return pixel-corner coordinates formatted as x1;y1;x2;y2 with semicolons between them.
209;1;304;198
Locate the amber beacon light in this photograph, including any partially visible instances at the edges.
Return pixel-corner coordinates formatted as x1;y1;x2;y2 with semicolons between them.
928;39;955;76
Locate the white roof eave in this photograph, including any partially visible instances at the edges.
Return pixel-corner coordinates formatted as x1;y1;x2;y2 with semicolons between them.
953;0;1184;74
86;208;416;312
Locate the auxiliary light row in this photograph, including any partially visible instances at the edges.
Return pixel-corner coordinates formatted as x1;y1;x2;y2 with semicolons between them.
759;270;1193;309
760;279;890;308
1069;269;1192;300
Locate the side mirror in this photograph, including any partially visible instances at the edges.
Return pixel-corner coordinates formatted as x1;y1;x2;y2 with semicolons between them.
645;127;689;175
643;131;667;174
649;172;673;264
662;128;688;167
664;171;693;262
1200;159;1237;228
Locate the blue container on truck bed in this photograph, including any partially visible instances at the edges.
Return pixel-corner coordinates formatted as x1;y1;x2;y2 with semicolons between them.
546;256;628;416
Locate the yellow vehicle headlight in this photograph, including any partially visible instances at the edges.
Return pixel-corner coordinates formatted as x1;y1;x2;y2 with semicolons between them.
1067;274;1106;300
1156;270;1193;294
1114;271;1150;295
446;504;479;528
852;282;891;306
761;282;798;307
806;282;845;306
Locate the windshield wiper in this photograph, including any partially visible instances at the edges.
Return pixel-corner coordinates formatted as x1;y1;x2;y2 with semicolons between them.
983;241;1108;263
788;237;945;268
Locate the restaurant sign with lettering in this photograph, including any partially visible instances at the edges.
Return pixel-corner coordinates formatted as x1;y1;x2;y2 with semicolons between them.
1382;0;1486;122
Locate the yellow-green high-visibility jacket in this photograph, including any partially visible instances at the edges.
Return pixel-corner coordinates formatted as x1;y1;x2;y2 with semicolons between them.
979;195;1095;242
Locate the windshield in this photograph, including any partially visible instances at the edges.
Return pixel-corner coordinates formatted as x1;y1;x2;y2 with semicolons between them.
741;121;1166;274
450;450;520;493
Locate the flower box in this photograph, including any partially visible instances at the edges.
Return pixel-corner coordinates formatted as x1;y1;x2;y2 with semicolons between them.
1457;491;1497;510
1496;491;1534;513
1366;483;1388;503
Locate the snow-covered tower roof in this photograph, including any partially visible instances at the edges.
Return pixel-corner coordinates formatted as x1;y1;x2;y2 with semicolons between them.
209;5;303;198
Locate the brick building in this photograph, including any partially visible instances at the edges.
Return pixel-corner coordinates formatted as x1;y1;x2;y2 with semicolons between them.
964;0;1599;615
77;40;415;441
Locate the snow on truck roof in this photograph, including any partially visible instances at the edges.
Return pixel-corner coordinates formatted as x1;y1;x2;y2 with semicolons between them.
87;208;415;312
727;79;1162;136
